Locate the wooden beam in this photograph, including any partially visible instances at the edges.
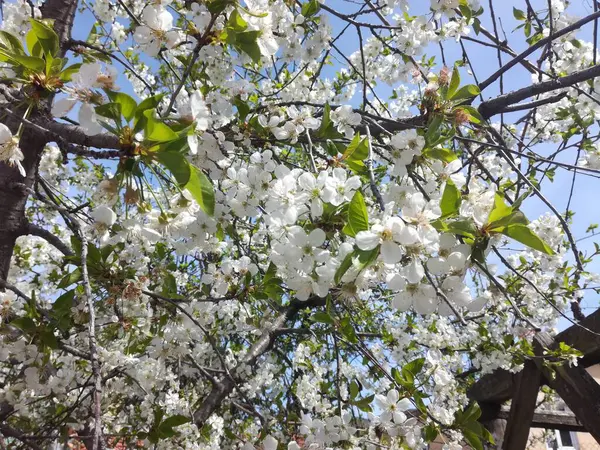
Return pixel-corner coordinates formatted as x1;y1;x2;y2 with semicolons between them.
501;360;541;450
554;308;600;367
469;308;600;404
468;369;516;404
532;332;600;443
497;409;585;432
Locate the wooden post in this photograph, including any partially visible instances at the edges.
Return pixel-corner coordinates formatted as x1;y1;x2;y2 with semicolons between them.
501;360;541;450
533;332;600;444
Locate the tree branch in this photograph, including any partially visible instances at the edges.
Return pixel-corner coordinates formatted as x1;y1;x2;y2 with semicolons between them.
479;10;600;91
24;223;73;256
479;64;600;119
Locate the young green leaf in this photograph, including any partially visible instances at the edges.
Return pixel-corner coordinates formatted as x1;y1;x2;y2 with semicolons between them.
234;30;262;64
301;0;320;17
107;91;137;122
227;9;248;31
0;31;25;55
144;110;179;142
29;19;59;58
342;134;369;173
486;193;513;225
502;224;555;255
186;165;215;216
155;151;191;185
344;190;369;237
448;66;460;99
95;102;122;125
450;84;480;101
6;53;45;71
440;180;461;217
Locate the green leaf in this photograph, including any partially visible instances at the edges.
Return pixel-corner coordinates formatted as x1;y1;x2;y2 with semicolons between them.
463;430;483;450
144;110;178;142
227;9;248;31
30;19;59;58
51;290;75;331
339;316;358;343
486;193;513;225
58;268;82;288
454;105;483;124
134;94;164;133
40;329;58;349
8;53;45;71
334;246;380;284
0;31;24;54
334;251;354;285
440;180;461;217
207;0;233;14
11;317;37;333
502;224;555;255
344;190;369;237
95;102;122;124
233;96;250;122
316;103;341;139
450;84;480;101
311;311;335;325
448;66;460;99
513;7;526;20
353;394;374;412
155;151;191;185
342;133;368;173
160;414;190;430
349;380;360;399
59;63;81;81
25;30;43;58
107;91;137;122
235;30;262;64
444;219;477;239
488;211;528;230
301;0;320;17
422;147;457;162
403;357;425;379
425;114;443;145
186;165;215;216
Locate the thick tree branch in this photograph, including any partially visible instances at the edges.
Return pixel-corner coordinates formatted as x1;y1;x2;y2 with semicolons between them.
479;63;600;119
24;223;74;256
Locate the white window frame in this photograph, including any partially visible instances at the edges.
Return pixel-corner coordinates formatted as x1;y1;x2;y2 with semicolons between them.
547;429;578;450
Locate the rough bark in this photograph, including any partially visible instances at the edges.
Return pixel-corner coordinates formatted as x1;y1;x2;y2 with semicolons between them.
0;0;78;285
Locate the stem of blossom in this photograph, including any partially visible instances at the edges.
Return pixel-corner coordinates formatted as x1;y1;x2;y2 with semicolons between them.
305;129;317;172
365;125;385;211
473;259;541;331
421;263;466;326
162;13;219;118
65;215;105;450
67;40;155;94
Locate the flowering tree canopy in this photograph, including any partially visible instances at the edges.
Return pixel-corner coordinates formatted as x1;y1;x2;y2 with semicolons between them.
0;0;599;448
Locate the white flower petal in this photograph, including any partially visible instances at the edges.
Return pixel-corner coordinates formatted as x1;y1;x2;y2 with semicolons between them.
355;231;380;251
381;241;402;264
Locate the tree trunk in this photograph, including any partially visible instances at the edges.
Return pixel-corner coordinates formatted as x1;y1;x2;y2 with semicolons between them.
0;0;78;284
